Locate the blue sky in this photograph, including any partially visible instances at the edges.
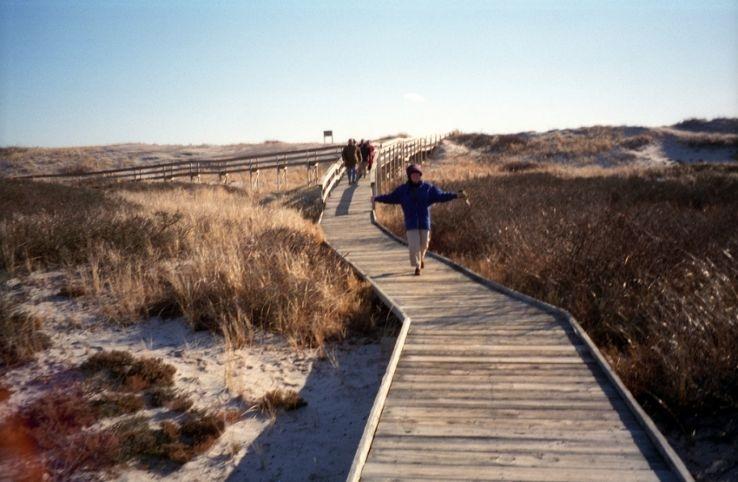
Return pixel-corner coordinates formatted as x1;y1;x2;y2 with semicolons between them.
1;0;736;147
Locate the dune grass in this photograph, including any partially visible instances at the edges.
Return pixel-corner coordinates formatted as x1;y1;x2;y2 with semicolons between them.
256;389;308;418
450;127;738;168
0;179;383;350
0;294;51;367
672;117;738;134
377;157;738;424
451;128;636;165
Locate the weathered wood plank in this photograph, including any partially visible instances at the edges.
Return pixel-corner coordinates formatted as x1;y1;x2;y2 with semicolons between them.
402;344;588;354
375;421;649;442
400;354;593;364
369;435;659;457
378;415;636;432
388;388;617;401
367;448;667;470
382;396;624;411
395;360;602;372
361;462;677;482
389;381;617;394
407;335;570;342
393;373;607;384
381;405;635;422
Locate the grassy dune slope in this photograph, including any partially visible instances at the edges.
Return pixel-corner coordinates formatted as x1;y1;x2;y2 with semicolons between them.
1;180;380;353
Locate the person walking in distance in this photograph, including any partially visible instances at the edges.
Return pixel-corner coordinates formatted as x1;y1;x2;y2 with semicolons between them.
371;164;467;276
364;140;376;175
358;139;371;179
342;139;362;184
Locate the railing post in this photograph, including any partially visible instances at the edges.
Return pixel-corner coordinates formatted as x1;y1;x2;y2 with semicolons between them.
251;161;260;191
283;156;288;190
312;152;318;186
375;152;380;195
377;150;383;195
395;142;407;181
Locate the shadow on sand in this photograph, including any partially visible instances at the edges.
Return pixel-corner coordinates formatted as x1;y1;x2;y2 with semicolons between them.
225;342;392;482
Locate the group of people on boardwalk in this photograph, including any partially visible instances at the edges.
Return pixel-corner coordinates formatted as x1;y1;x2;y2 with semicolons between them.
341;136;467;276
341;138;375;184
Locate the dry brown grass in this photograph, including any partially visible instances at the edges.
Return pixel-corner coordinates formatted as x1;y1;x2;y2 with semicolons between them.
0;294;51;367
81;350;176;391
0;350;236;478
256;388;307;417
1;384;123;478
673;117;738;134
106;410;232;465
378;154;738;424
454;128;615;157
0;179;381;350
450;128;661;167
185;161;336;194
92;393;146;417
148;386;194;412
678;133;738;150
106;412;222;465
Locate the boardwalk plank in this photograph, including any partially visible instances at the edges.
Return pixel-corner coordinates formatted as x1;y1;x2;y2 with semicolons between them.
375;421;650;443
362;462;677;481
383;396;623;410
367;448;667;470
369;435;659;457
381;405;636;422
393;373;607;383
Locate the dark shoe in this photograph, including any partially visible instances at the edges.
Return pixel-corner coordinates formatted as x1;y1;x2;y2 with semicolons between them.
421;259;425;269
414;267;421;276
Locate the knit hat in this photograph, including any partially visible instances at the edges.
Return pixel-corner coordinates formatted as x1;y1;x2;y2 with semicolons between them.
406;164;423;177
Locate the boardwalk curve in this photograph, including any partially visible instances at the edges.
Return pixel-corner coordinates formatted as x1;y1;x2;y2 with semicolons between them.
320;142;692;481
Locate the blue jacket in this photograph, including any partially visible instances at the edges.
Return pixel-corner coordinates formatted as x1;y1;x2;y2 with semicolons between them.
374;181;458;230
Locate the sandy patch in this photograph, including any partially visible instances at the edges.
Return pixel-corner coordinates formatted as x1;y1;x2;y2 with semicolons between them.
1;273;394;481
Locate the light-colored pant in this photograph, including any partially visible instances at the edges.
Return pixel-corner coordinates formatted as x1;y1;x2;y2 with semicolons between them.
406;229;430;267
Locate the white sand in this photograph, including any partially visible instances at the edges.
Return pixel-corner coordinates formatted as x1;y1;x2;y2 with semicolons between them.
1;272;393;481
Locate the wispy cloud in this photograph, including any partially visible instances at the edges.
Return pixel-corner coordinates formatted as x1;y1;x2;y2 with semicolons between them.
403;92;426;103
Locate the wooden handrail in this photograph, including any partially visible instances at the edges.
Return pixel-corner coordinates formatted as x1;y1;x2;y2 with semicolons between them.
13;134;448;189
372;134;448;196
15;144;343;181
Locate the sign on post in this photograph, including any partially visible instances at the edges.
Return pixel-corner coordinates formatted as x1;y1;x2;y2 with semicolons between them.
323;130;333;144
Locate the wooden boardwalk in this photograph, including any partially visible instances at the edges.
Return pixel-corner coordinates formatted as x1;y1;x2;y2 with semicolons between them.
321;175;691;481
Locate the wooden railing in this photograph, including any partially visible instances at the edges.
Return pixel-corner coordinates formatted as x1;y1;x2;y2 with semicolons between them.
371;134;449;196
320;155;347;203
15;134;449;200
319;134;448;206
15;144;344;187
